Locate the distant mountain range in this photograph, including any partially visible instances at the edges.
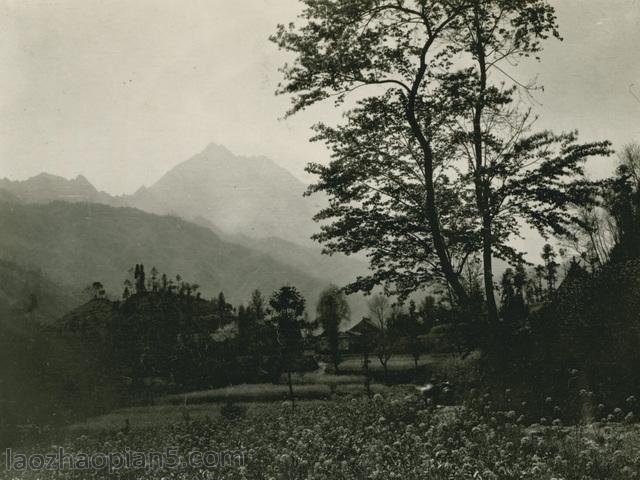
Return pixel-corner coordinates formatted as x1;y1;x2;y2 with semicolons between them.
0;172;114;205
0;200;331;307
1;144;325;246
0;144;371;318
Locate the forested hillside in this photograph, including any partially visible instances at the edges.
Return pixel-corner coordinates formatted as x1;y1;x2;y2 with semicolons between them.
0;259;77;325
0;200;329;306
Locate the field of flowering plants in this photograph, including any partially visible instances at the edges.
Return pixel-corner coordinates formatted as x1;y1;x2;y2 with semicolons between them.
2;388;639;480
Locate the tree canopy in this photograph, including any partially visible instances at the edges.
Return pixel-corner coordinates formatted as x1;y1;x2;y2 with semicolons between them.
273;0;611;325
317;285;351;371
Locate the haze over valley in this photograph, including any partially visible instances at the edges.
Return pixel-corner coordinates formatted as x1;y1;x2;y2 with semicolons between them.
0;143;370;321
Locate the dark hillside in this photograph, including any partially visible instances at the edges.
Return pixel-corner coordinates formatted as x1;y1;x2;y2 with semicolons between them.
0;200;329;306
0;259;77;325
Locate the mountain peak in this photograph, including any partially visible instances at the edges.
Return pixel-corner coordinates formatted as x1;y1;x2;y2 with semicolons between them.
126;143;318;246
202;142;234;156
27;172;98;193
195;144;281;170
73;174;93;187
32;172;64;181
0;172;111;205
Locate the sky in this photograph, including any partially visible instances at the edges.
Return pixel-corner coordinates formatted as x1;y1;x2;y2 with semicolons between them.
0;0;639;196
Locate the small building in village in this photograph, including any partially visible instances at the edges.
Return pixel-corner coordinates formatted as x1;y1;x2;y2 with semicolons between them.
314;317;381;354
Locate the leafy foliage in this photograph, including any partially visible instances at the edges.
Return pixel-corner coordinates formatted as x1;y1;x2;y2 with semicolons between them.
269;286;311;407
607;144;640;262
316;285;350;372
273;0;612;316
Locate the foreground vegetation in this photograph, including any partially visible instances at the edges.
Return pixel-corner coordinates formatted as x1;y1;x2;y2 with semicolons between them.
3;389;639;480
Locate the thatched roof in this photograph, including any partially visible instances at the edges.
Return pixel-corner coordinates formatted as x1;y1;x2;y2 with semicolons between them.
344;317;380;337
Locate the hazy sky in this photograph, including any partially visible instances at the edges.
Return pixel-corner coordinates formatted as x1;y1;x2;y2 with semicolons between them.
0;0;639;195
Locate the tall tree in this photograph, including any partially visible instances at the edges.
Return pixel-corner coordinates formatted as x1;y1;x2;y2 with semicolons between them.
571;206;614;269
316;286;351;373
512;262;528;313
533;264;545;302
272;0;476;303
541;243;559;295
272;0;610;328
418;295;437;335
368;293;396;382
441;0;611;323
236;304;252;349
499;263;527;323
85;281;106;300
404;300;424;372
122;279;132;300
249;289;266;322
268;286;307;409
499;268;515;313
355;320;375;399
245;289;277;378
238;291;267;351
150;266;159;292
214;292;234;328
608;143;640;261
134;264;146;294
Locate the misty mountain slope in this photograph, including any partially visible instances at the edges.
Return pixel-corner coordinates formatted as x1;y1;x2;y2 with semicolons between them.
0;201;330;307
0;259;78;325
0;172;115;205
192;217;371;321
0;188;20;203
0;144;372;317
0;144;351;259
124;143;324;246
192;216;369;285
0;145;325;248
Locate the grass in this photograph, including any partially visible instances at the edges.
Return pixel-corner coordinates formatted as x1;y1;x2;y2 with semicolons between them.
142;353;473;409
158;383;328;405
156;381;390;406
68;353;473;436
66;401;332;434
67;404;223;433
339;351;480;380
8;345;640;479
286;371;365;385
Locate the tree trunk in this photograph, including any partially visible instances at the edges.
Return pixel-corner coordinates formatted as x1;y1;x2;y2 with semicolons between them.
424;174;470;304
332;340;340;374
471;0;499;325
287;370;295;411
482;216;499;324
380;357;389;384
363;349;372;399
403;37;470;307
